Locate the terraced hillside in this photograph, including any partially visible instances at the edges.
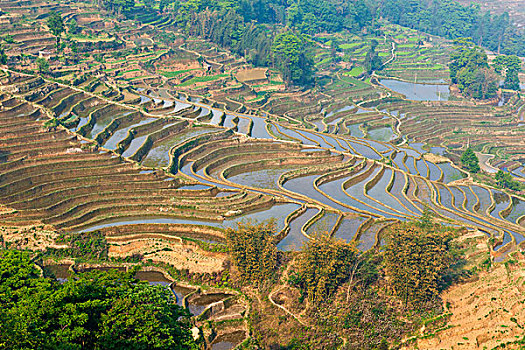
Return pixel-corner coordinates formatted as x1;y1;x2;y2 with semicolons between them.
0;0;524;347
1;67;524;257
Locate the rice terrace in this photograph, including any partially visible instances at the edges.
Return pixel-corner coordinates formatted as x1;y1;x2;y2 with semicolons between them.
0;0;524;349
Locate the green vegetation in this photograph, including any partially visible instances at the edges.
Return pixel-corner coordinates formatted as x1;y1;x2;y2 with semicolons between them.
495;170;523;191
36;57;49;73
159;69;200;78
381;0;525;56
346;66;364;77
177;74;229;87
47;10;64;49
0;46;6;65
47;231;108;261
460;148;480;173
271;31;314;86
364;39;383;74
68;18;79;34
449;40;498;99
0;250;198;350
493;55;522;91
226;220;277;287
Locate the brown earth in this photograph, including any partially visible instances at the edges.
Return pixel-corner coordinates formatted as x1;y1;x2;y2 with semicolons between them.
416;253;525;349
235;68;267;83
108;236;226;274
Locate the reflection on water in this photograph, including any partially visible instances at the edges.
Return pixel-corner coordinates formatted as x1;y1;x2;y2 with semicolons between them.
380;79;450;101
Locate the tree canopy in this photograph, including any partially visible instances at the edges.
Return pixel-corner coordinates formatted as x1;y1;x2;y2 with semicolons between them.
0;250;197;350
495;170;522;191
493;55;522;91
46;11;64;48
364;39;383;74
271;31;314;86
449;40;498;99
460;148;480;173
380;0;525;57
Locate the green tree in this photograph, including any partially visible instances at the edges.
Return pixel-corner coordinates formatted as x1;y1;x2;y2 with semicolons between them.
36;57;49;73
3;34;14;44
364;39;383;74
493;55;521;91
0;46;6;65
503;68;520;91
271;31;314;86
70;40;78;54
495;170;521;191
0;250;197;350
68;19;79;34
460;147;480;173
47;11;65;49
449;40;499;99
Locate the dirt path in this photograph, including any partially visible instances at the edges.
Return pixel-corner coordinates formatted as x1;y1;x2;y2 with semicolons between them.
268;260;308;327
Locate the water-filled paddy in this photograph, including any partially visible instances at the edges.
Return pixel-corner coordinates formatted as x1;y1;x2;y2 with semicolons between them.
334;216;366;243
367;168;413;217
248;115;273;139
415;158;429;177
306;211;339;235
437;162;465;183
222;203;301;232
187;292;232;316
141;128;217;168
367;126;395;142
379;79;450;101
357;221;383;251
122;134;148;157
135;270;171;287
505;197;525;225
449;186;466;210
471;186;492;214
227;167;299;191
211;330;246;350
346;140;381;159
489;190;510;220
389;171;421;214
346;124;365;138
277;208;319;251
75;203;299;234
102;118;156;150
209;110;224;125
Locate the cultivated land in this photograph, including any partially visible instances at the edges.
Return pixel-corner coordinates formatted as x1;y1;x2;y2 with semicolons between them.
0;0;524;348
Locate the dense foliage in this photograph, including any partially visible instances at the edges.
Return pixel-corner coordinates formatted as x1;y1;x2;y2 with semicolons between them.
94;0;525;87
460;147;480;173
291;233;358;304
271;31;314;86
384;219;456;305
380;0;525;56
364;39;383;74
495;170;522;191
449;40;498;99
47;231;108;260
0;46;7;65
0;250;197;350
225;220;277;286
493;55;522;91
46;10;64;48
